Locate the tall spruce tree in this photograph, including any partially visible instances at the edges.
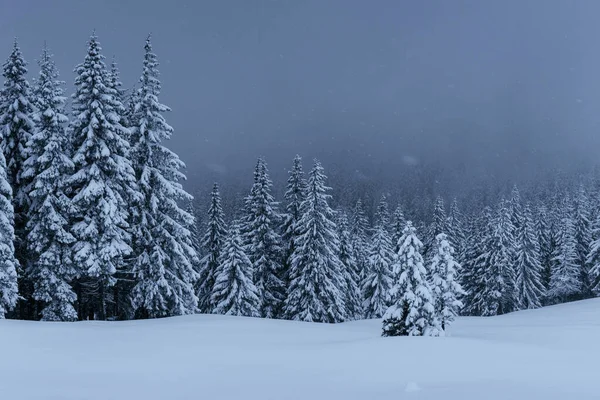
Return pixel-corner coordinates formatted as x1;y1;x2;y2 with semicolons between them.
22;45;76;321
283;160;346;323
429;233;464;332
390;204;406;253
509;185;523;232
242;157;285;318
0;40;36;319
350;199;370;283
573;185;592;296
535;205;554;295
107;57;129;132
197;183;227;313
447;198;466;264
66;33;138;320
424;196;449;265
382;221;437;336
479;200;517;316
461;208;492;316
0;151;18;319
211;221;260;317
336;210;362;320
514;204;544;310
362;196;394;318
128;35;198;318
0;40;35;211
587;209;600;294
548;204;581;303
281;155;307;287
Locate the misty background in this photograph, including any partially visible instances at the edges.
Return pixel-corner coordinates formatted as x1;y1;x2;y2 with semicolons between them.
2;0;600;213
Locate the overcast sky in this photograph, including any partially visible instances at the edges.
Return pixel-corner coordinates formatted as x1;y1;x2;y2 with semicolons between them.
2;0;600;194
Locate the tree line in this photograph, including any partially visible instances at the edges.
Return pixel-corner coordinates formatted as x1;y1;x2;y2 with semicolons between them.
0;33;597;337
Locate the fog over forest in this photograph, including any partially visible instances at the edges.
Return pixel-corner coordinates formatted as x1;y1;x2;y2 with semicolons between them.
3;0;600;215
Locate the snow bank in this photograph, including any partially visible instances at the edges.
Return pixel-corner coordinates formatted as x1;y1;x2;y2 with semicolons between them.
1;299;598;400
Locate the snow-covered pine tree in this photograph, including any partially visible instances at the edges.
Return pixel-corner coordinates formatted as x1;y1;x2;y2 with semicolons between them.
0;150;18;319
0;40;36;319
107;57;129;131
573;185;592;296
362;196;394;318
196;183;228;313
535;205;554;294
336;210;362;320
480;200;517;315
587;211;600;295
514;204;544;310
0;39;35;211
242;157;285;318
390;204;406;253
548;203;581;303
22;45;76;321
376;195;390;230
211;220;260;317
382;221;437;336
509;185;523;232
350;199;370;283
67;33;137;320
283;160;346;323
128;35;198;318
460;208;492;316
429;233;464;332
447;198;466;264
281;155;307;287
431;196;448;238
424;196;448;264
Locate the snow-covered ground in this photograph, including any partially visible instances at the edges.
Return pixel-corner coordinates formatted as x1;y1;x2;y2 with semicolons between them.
2;299;598;400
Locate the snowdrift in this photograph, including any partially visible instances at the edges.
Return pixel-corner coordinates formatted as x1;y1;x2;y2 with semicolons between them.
1;299;598;400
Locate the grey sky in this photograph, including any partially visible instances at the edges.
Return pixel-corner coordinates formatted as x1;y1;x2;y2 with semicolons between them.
1;0;599;196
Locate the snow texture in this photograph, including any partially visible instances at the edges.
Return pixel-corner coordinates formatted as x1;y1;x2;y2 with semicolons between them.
1;298;599;399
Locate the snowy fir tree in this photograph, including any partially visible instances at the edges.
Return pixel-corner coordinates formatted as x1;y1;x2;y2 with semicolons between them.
66;33;137;320
375;195;390;230
447;198;466;264
587;211;600;294
509;185;523;232
479;200;517;316
514;204;545;310
548;205;581;303
283;160;346;323
0;40;36;318
390;204;406;253
382;221;437;337
128;35;198;318
461;207;493;316
211;221;260;317
428;196;448;246
535;205;554;296
22;45;77;321
107;57;129;131
0;150;18;319
362;196;394;318
350;199;370;283
281;155;307;282
196;183;228;313
242;157;285;318
573;185;592;296
336;211;362;320
423;195;449;279
429;233;464;332
0;40;35;211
